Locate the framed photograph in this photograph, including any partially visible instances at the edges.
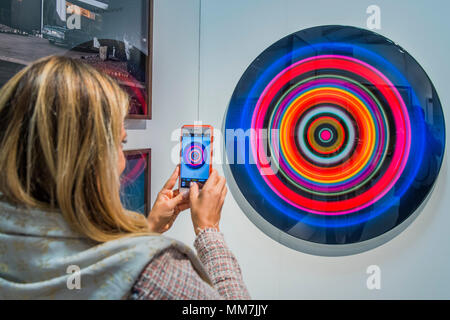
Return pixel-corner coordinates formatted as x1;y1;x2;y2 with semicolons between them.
120;149;151;216
0;0;153;119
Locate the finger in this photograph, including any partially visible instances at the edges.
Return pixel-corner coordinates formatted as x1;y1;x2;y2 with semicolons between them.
177;202;190;212
203;169;219;190
220;185;227;203
169;192;185;206
157;192;170;201
215;176;226;193
189;182;199;202
177;196;190;205
163;166;180;190
159;189;174;199
218;186;228;211
174;188;189;200
175;199;189;211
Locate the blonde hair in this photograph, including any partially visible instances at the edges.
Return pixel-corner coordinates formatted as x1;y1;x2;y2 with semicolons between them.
0;55;152;242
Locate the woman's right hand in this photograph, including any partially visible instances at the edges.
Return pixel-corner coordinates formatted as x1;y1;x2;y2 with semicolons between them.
189;169;227;235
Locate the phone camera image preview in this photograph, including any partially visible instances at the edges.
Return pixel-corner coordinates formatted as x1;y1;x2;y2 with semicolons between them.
180;133;211;188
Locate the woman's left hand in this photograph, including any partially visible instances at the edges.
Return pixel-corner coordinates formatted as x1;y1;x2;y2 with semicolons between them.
147;166;189;233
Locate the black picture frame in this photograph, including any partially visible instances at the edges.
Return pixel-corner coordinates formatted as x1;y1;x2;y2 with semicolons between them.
0;0;153;119
121;148;151;216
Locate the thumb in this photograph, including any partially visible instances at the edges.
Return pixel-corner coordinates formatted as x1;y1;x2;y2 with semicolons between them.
169;192;185;206
189;182;199;202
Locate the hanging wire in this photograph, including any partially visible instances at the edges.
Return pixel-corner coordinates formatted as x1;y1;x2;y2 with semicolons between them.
196;0;202;120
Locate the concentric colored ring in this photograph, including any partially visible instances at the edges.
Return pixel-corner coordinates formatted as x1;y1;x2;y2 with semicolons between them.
307;117;344;155
296;105;355;165
251;54;410;215
184;142;206;169
224;26;445;250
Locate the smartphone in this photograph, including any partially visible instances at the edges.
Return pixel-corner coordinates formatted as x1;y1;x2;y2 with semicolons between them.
179;125;214;191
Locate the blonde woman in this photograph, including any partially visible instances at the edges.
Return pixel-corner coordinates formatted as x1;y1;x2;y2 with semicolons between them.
0;56;250;300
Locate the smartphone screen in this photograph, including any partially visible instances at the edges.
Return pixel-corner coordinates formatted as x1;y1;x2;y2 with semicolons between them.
179;127;212;189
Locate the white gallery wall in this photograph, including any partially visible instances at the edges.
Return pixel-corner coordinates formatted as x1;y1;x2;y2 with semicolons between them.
125;0;450;299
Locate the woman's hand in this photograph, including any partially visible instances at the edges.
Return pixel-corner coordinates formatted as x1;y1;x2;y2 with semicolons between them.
147;166;189;233
189;169;227;235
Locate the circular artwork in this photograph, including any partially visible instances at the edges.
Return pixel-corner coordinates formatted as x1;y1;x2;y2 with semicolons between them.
184;142;207;169
224;25;446;256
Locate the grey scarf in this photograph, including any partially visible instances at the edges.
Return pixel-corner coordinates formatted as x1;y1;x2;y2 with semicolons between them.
0;199;211;299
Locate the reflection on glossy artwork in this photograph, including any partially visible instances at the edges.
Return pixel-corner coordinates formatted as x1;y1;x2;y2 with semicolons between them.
224;25;445;254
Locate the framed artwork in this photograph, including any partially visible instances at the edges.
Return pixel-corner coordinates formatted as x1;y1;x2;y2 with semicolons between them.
224;25;445;256
0;0;153;118
120;149;151;216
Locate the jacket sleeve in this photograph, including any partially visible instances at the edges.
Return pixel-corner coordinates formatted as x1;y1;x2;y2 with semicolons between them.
128;228;251;300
